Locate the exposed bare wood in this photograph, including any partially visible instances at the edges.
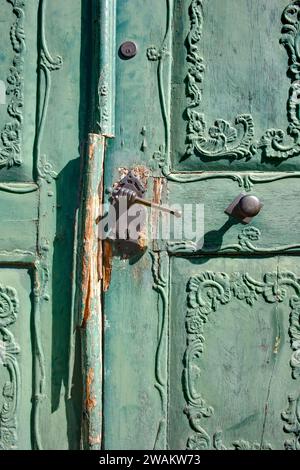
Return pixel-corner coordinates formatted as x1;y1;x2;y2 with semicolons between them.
103;239;113;292
76;134;104;450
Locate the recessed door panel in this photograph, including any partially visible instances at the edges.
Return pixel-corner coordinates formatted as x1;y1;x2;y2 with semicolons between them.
169;256;300;450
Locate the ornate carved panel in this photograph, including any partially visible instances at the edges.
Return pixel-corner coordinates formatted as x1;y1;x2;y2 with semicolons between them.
148;0;300;175
184;0;255;162
0;0;62;180
183;269;300;450
183;0;300;164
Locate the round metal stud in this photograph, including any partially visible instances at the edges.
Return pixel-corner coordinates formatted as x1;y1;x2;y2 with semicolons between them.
238;195;262;218
119;41;137;60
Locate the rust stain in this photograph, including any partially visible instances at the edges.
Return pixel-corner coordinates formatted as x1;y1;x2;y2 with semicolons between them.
137;227;148;251
118;165;150;187
97;172;104;282
151;177;163;249
103;239;113;291
152;177;163;204
79;134;105;448
86;368;97;413
80;135;100;328
97;237;103;282
80;193;94;328
88;139;96;160
81;272;91;329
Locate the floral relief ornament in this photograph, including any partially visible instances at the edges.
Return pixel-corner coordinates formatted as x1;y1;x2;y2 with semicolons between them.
258;2;300;160
0;283;20;450
184;0;255;160
0;0;26;169
0;284;19;327
281;394;300;450
184;268;300;449
183;0;300;162
147;45;168;61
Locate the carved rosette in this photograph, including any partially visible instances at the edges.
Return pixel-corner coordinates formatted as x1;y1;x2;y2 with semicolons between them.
0;0;26;169
184;270;300;449
0;284;20;450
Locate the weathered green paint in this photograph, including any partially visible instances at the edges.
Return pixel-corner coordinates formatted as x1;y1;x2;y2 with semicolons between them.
2;0;300;452
103;0;300;451
0;0;98;449
98;0;116;137
170;256;300;450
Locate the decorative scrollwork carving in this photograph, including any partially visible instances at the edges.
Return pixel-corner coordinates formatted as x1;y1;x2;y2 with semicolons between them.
150;251;169;450
259;2;300;160
184;0;300;162
185;0;255;161
0;284;20;450
0;0;26;169
282;394;300;450
184;269;300;449
167;226;300;255
35;0;62;182
213;431;272;450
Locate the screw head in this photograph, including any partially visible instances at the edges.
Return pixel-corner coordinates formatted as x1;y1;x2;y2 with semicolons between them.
119;41;137;59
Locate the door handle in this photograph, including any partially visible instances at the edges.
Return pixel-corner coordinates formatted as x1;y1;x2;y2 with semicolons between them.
100;172;181;257
106;171;181;218
107;186;181;218
225;193;263;223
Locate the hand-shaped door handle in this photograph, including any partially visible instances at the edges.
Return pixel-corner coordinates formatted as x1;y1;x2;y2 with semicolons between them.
101;171;181;258
107;186;181;218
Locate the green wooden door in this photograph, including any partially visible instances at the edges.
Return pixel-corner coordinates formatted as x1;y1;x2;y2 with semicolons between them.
103;0;300;450
0;0;101;449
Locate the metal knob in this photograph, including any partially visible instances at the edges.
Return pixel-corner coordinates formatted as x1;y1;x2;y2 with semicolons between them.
238;195;262;218
225;193;263;223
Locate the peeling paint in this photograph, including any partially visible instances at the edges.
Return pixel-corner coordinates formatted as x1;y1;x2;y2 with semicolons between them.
152;177;163;205
89;435;101;446
151;177;163;250
76;134;104;449
118;165;150;187
86;368;97;412
81;273;91;329
80;194;94;329
273;336;281;354
88;141;96;160
104;315;110;330
103;239;113;291
137;226;148;251
97;173;104;282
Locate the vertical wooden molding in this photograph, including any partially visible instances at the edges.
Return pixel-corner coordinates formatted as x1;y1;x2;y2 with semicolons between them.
75;0;116;449
34;0;62;181
98;0;116;137
75;134;104;450
31;266;46;450
150;251;170;450
149;0;173;175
